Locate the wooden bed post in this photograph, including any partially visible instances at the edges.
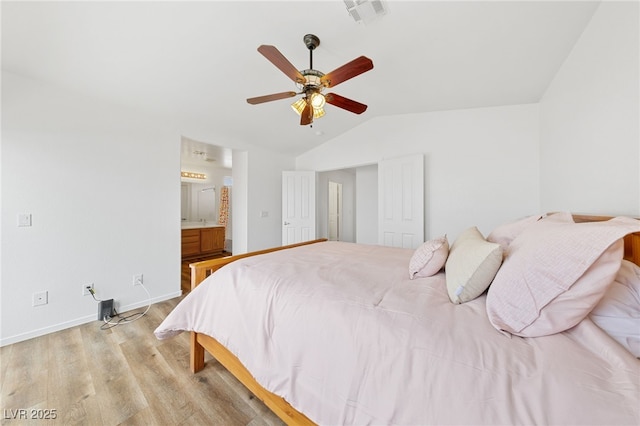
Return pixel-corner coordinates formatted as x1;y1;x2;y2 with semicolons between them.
190;331;205;373
191;267;208;292
186;239;328;425
629;233;640;265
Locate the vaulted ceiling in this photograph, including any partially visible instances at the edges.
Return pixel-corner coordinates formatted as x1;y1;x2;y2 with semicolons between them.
2;1;600;156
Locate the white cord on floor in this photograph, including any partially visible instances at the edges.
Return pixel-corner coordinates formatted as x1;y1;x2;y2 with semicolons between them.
101;283;151;330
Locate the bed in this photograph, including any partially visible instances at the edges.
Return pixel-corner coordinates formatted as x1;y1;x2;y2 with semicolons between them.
155;214;640;425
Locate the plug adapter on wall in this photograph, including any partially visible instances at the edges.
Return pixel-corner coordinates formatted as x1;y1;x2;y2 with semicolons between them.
82;284;94;296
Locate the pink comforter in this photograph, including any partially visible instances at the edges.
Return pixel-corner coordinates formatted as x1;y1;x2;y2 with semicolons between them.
155;241;640;425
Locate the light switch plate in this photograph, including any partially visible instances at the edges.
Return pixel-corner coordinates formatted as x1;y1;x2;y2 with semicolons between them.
18;214;32;227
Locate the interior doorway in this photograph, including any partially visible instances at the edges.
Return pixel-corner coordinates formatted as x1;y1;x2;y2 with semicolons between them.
328;181;342;241
180;137;234;293
317;169;355;243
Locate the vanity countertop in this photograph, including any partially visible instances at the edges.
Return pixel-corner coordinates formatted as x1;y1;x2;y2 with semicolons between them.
181;222;224;230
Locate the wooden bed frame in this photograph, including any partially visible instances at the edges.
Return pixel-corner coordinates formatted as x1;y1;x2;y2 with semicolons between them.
189;238;327;425
187;216;640;426
572;214;640;264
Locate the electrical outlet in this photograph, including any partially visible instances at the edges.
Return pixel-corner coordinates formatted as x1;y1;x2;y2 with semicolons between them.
82;284;94;296
17;213;32;227
133;274;143;286
32;291;48;307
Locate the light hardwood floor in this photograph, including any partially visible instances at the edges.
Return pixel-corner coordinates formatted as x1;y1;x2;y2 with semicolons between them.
0;296;284;425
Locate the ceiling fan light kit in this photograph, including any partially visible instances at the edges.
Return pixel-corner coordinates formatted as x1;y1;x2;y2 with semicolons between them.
310;92;326;109
246;34;373;126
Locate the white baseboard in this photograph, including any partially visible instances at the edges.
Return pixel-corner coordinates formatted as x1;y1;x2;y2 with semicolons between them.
0;291;182;347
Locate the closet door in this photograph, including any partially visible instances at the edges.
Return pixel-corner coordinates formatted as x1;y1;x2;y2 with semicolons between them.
378;154;424;249
282;171;316;245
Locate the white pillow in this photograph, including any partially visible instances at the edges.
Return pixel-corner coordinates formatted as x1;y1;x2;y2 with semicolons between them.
409;236;449;279
486;215;640;337
590;260;640;357
445;227;503;304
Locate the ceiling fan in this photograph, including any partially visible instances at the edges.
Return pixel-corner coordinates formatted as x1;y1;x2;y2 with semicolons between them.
246;34;374;126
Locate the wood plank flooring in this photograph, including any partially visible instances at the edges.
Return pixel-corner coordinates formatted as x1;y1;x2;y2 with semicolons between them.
1;296;284;425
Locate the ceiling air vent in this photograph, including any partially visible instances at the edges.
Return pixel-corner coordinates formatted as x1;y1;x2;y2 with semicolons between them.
344;0;387;25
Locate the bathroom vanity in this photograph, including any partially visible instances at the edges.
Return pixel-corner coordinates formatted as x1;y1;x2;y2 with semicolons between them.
181;224;225;259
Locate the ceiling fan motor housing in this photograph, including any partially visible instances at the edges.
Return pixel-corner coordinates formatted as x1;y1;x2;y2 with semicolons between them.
299;69;325;97
303;34;320;50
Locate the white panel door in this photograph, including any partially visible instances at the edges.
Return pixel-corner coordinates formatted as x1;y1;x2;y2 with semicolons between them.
282;171;316;245
378;154;424;249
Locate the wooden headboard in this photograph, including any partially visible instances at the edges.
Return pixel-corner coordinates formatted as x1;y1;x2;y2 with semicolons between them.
572;214;640;267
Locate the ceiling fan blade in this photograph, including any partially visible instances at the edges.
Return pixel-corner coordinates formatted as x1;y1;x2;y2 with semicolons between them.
300;102;313;126
320;56;373;88
257;45;305;84
246;91;297;105
325;93;368;114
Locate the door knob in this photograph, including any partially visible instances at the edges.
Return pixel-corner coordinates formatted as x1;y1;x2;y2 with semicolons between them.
284;221;291;225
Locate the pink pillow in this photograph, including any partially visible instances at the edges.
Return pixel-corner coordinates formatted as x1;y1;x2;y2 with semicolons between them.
409;236;449;279
487;214;542;252
486;215;640;337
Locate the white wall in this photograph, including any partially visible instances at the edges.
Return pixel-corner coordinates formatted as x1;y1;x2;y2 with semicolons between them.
1;72;181;345
231;150;249;254
298;1;639;240
226;147;296;254
540;1;639;216
297;104;541;240
1;72;296;345
246;147;295;252
355;164;378;245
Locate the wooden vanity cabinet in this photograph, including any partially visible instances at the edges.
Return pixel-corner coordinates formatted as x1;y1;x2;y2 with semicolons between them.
181;227;225;259
200;227;225;254
181;229;201;257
